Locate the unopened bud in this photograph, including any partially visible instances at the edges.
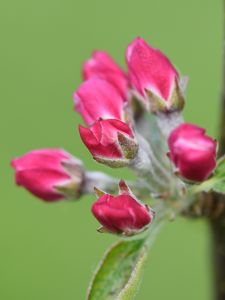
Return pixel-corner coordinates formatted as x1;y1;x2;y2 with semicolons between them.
79;119;138;168
168;123;217;182
126;37;185;113
11;149;85;202
91;180;154;236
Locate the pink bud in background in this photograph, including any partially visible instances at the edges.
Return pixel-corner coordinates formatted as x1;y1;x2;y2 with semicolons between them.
79;119;138;167
168;123;217;182
92;181;153;235
11;149;85;201
83;51;129;99
74;78;126;125
126;37;183;112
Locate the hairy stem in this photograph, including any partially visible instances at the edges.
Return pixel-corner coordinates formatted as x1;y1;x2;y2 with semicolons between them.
83;171;151;199
129;134;169;195
156;111;183;139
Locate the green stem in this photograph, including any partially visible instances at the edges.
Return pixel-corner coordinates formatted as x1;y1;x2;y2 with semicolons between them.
83;171;151;199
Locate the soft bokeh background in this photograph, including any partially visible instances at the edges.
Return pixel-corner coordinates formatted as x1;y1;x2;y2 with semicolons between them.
1;0;223;299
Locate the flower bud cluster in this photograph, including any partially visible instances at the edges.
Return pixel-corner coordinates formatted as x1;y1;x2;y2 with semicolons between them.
11;37;218;237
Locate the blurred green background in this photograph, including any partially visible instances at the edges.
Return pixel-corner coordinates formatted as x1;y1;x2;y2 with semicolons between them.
0;0;223;299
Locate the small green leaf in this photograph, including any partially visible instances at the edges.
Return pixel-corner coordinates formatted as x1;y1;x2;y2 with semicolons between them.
86;238;147;300
193;155;225;194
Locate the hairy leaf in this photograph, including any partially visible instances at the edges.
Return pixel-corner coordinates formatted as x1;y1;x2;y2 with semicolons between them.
86;238;147;300
117;251;147;300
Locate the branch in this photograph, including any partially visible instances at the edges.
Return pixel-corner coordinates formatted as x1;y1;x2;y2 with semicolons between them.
210;2;225;299
218;0;225;157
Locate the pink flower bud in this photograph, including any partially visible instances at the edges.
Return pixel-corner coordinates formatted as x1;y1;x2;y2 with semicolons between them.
92;181;153;236
126;37;184;112
74;78;126;125
11;149;85;202
168;124;217;182
83;51;129;99
79;119;138;167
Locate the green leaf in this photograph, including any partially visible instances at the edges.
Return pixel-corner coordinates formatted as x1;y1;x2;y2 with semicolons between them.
117;251;147;300
86;238;147;300
193;155;225;194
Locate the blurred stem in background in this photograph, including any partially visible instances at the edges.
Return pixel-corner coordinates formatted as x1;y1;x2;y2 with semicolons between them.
211;1;225;299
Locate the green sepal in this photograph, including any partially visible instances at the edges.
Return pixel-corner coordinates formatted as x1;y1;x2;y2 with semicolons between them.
94;187;106;197
54;180;82;200
117;133;138;160
94;156;130;168
146;79;185;113
193;155;225;194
